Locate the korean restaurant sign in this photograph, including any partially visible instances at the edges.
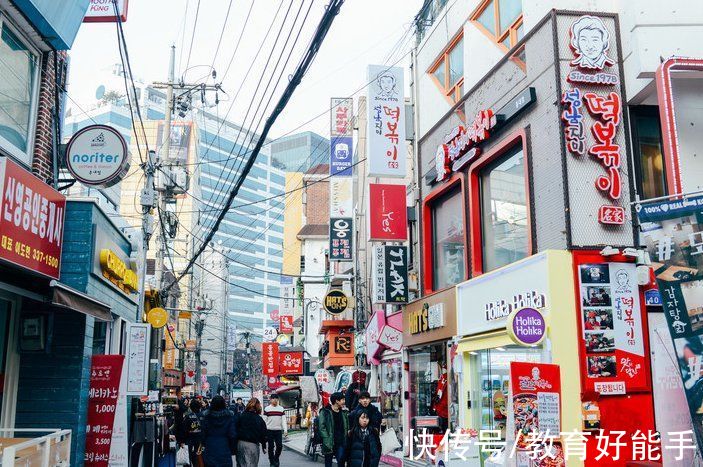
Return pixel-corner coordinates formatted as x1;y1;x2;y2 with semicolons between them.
0;157;65;279
278;351;303;375
636;194;703;447
576;261;647;394
372;245;409;304
560;14;628;229
367;65;406;178
368;184;407;241
85;354;124;466
65;125;130;188
330;97;354;176
329;217;353;261
331;98;353;136
262;342;279;376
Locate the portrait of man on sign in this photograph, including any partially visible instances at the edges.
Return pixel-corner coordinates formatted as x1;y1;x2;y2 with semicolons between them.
569;15;615;70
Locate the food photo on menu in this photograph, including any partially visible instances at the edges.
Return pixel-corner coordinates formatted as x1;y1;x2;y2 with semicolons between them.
587;355;617;378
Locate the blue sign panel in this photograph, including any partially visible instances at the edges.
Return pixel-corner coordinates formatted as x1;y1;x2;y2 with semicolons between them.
330;136;353;176
644;289;662;306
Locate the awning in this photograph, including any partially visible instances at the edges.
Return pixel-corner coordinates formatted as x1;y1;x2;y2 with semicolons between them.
49;281;112;322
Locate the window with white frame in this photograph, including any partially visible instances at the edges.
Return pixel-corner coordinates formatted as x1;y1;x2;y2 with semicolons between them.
0;17;40;165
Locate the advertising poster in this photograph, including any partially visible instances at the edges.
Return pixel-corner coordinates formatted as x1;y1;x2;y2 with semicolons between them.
577;262;647;394
367;183;408;241
509;362;564;467
636;193;703;448
279;315;293;334
366;65;406;178
125;323;150;395
329;217;353;261
85;355;124;466
0;157;66;279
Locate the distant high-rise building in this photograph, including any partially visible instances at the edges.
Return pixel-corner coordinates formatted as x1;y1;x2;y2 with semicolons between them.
268;131;329;173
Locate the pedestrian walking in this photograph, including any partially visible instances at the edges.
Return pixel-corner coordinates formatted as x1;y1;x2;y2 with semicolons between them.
344;371;367;411
200;395;237;467
230;397;246;416
181;399;204;466
349;392;382;431
318;392;349;467
235;398;268;467
263;394;287;467
346;412;381;467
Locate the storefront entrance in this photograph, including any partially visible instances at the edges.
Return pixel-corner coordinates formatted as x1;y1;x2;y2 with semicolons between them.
408;343;448;431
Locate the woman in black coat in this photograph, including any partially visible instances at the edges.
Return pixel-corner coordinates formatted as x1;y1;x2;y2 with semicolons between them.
346;412;382;467
200;395;237;467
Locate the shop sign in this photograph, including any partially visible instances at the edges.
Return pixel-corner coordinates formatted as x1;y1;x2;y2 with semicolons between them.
377;325;402;351
185;359;196;384
279;276;296;315
334;335;353;353
162;369;182;387
368;184;407;241
263;327;278;342
146;307;168;329
330;177;354;217
125;323;150;395
262;342;279;376
409;302;444;335
509;362;562;453
367;65;406;178
330;136;353;176
99;249;138;294
314;369;334;392
331;97;353;136
365;309;385;364
329;217;353;261
372;245;409;304
278;351;303;375
84;0;129;22
276;334;290;346
435;110;495;182
85;354;124;466
561;15;625;226
507;307;546;346
0;157;65;279
323;289;349;315
279;315;293;334
65;125;130;188
636;194;703;447
270;309;279;322
185;339;196;352
577;262;646;393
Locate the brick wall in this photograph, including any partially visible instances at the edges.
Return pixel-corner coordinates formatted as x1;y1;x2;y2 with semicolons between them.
305;178;329;224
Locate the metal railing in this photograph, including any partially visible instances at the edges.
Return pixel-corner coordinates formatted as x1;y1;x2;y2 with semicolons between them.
0;428;71;467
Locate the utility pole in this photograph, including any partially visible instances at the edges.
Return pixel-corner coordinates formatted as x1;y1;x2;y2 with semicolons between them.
137;150;157;322
244;332;253;398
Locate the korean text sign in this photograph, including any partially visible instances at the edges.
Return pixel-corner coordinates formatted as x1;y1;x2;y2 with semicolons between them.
637;194;703;447
510;362;562;447
372;245;409;304
368;183;407;241
85;355;125;466
0;157;65;278
262;342;279;376
577;261;647;394
367;65;406;178
279;351;303;375
330;217;353;261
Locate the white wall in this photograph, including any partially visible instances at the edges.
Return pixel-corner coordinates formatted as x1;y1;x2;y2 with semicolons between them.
303;239;327;276
671;78;703;193
304;282;327;362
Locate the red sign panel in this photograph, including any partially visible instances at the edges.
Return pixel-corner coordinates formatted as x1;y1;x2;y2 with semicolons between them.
85;355;124;466
510;362;562;444
262;342;279;376
279;315;293;334
368;183;407;241
278;351;304;375
0;158;65;279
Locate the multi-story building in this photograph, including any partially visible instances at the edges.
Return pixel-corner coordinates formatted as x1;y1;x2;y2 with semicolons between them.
268;131;330;172
395;1;703;465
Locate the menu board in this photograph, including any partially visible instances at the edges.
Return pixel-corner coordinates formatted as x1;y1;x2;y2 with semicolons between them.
577;262;647;394
85;355;124;466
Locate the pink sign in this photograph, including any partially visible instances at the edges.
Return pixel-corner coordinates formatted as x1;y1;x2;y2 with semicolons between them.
365;309;386;365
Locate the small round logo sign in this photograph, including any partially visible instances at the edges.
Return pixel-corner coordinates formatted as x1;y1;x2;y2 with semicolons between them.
263;327;278;342
323;289;348;315
507;307;546;346
65;124;129;188
146;307;168;329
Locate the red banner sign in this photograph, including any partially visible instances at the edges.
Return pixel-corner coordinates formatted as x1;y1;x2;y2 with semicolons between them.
510;362;562;448
368;183;407;241
262;342;279;376
278;351;304;375
279;315;293;334
0;158;65;279
85;354;124;466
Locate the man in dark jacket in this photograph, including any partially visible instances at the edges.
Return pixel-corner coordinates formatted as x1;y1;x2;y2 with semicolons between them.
200;395;237;467
349;392;382;431
230;397;246;416
181;399;204;466
318;392;349;467
346;412;381;467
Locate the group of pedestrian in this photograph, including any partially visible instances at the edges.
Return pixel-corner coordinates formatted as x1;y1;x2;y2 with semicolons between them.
318;390;383;467
177;393;288;467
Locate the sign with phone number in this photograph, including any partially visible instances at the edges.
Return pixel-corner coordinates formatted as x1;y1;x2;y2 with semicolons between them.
0;158;65;279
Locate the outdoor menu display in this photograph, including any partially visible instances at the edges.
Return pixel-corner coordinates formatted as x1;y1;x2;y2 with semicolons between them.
577;262;647;394
85;354;124;466
636;194;703;449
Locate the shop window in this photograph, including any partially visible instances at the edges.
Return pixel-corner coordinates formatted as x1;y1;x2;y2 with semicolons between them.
479;144;528;272
630;106;667;200
470;346;542;439
408;343;450;437
0;18;40;165
471;0;523;52
430;36;464;104
379;358;403;438
431;187;466;290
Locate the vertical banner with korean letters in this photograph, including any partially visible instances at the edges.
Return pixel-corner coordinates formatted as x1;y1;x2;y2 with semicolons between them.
367;183;407;241
262;342;279;377
0;157;66;279
330;97;355;263
636;194;703;448
367;65;406;178
577;262;647;395
372;245;409;304
85;354;124;467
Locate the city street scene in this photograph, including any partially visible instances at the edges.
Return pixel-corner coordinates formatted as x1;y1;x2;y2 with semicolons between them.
1;0;703;465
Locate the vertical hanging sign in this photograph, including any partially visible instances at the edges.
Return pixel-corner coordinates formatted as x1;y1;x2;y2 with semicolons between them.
329;217;353;261
330;97;355;262
85;355;125;466
372;245;409;304
368;183;408;241
367;65;406;178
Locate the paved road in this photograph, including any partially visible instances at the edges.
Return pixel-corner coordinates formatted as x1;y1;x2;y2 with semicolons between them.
257;446;322;466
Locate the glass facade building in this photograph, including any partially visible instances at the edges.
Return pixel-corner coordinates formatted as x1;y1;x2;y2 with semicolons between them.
268;131;330;173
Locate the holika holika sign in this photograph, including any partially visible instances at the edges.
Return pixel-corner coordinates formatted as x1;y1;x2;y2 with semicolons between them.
636;194;703;449
372;245;409;304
